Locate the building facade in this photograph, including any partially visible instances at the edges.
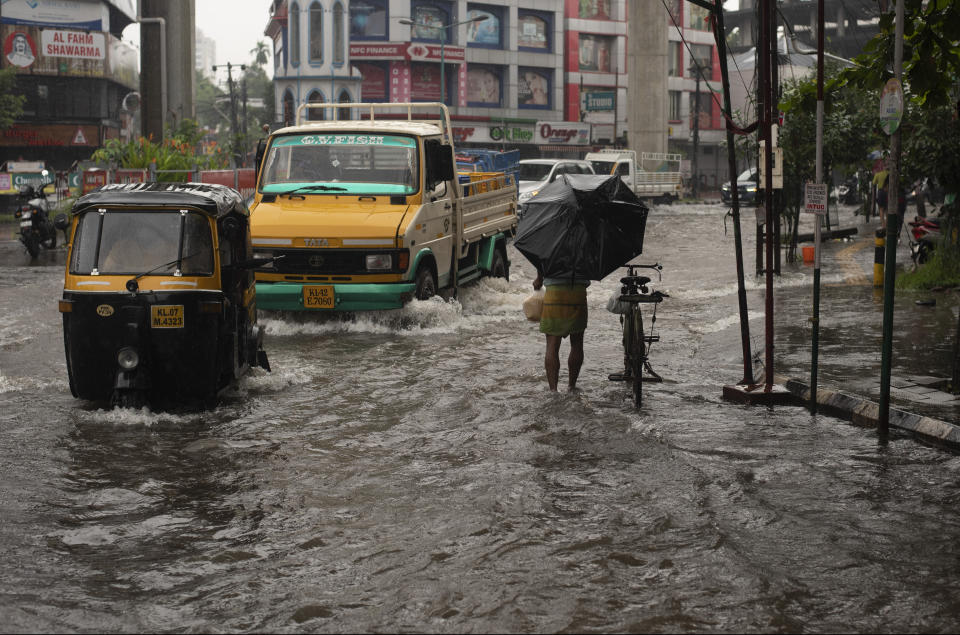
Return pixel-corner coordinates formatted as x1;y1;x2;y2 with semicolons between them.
266;0;632;159
196;28;217;82
1;0;139;170
665;0;724;192
266;0;364;126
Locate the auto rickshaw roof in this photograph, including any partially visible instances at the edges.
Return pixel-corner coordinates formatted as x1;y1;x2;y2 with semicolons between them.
72;182;248;218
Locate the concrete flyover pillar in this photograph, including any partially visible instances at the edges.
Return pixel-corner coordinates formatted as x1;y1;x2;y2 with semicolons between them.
627;0;667;154
140;0;196;141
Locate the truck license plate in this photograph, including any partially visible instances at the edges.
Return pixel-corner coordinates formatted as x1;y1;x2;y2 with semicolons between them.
151;305;184;328
303;285;334;309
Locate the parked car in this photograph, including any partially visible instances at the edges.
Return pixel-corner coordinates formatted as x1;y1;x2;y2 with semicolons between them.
517;159;595;212
720;167;759;205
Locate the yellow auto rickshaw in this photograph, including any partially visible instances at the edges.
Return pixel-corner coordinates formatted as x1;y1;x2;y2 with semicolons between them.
56;182;271;409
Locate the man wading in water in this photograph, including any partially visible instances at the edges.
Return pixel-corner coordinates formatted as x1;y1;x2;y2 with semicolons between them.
533;271;589;391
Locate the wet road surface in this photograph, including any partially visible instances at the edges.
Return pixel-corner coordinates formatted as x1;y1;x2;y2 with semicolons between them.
3;207;960;633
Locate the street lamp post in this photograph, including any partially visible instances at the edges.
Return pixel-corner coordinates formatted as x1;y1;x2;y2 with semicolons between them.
399;15;487;105
688;63;711;200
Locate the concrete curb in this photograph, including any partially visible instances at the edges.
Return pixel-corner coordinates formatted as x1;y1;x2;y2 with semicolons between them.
779;375;960;450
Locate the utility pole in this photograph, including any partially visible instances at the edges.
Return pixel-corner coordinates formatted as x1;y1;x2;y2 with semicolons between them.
213;62;246;167
879;0;905;440
689;62;712;201
690;65;702;200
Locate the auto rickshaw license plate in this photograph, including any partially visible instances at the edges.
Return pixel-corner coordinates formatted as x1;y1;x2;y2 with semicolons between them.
151;305;184;328
303;285;335;309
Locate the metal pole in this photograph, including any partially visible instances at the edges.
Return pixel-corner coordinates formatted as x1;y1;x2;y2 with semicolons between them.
811;0;825;413
879;0;904;439
714;0;754;386
692;71;700;200
440;32;445;106
761;0;775;389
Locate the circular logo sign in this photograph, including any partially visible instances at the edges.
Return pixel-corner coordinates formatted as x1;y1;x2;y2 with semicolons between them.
879;78;904;136
96;304;115;317
4;31;37;68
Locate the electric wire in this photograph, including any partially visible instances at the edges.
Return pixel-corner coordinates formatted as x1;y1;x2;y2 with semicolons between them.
659;0;756;135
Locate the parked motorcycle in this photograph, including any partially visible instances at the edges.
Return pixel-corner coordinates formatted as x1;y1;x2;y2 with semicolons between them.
837;174;861;205
13;177;57;259
908;215;941;265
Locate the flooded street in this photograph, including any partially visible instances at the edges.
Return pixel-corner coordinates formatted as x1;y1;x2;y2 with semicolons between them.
3;204;960;633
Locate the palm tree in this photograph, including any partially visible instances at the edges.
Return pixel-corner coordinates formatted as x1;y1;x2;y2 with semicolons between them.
250;40;270;68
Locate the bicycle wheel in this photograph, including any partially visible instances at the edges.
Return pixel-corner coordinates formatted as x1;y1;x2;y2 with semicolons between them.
628;308;646;407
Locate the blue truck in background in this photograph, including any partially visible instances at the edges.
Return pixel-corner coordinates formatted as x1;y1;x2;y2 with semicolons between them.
456;149;520;187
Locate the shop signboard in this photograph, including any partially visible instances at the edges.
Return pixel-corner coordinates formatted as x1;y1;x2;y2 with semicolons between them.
1;25;136;88
534;121;591;145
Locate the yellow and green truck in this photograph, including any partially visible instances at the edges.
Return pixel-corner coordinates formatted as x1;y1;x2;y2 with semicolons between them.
249;102;517;311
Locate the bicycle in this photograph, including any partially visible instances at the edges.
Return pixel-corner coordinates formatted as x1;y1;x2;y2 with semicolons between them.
608;263;668;407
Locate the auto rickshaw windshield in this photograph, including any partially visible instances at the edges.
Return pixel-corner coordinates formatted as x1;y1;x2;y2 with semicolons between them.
70;210;214;276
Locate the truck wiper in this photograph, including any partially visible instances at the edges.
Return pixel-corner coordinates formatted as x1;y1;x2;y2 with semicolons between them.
281;184;348;196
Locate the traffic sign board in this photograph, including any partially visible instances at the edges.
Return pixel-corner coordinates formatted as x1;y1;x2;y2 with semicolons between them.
804;182;828;214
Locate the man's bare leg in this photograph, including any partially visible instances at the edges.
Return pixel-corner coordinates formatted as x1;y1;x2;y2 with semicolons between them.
568;332;584;390
545;334;563;391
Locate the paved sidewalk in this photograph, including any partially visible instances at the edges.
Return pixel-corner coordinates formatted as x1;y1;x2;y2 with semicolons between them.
781;200;960;448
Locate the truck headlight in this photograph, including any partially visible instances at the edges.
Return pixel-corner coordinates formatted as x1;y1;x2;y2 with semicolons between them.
366;254;392;271
253;250;275;269
117;347;140;370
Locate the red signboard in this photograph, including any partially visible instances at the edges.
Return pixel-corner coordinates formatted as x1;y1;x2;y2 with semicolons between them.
348;41;463;63
1;123;100;147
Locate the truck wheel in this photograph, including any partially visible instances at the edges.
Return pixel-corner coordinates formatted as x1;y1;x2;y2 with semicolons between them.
489;246;509;280
414;266;437;300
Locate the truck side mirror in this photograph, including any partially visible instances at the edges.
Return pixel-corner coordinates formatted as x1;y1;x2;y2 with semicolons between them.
425;140;454;190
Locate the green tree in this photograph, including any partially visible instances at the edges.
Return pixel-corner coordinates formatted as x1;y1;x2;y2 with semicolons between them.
778;63;882;256
250;40;270;69
0;67;25;130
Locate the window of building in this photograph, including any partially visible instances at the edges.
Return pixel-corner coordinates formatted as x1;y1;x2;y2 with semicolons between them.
688;4;710;30
283;89;295;125
466;5;503;48
290;2;301;67
518;11;551;51
668;41;682;76
466;65;502;106
411;62;443;102
411;2;453;44
333;3;345;64
355;61;389;101
309;2;322;64
350;0;388;40
578;34;614;73
668;90;682;121
688;91;711;129
338;90;351;120
665;0;681;26
518;67;550;109
688;43;712;76
307;90;325;120
578;0;611;20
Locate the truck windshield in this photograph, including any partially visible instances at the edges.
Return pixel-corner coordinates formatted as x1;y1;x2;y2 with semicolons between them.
260;133;419;195
590;160;616;175
70;210;214;276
